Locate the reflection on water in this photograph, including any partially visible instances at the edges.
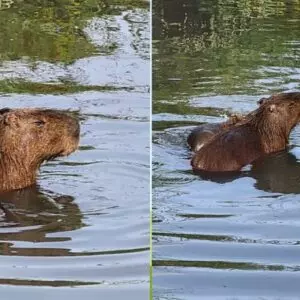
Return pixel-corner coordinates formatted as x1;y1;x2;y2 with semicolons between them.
0;185;83;256
197;149;300;194
0;0;149;299
251;150;300;194
153;0;300;299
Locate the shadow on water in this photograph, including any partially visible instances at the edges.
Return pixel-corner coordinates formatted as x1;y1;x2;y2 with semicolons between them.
0;185;83;255
0;185;95;287
153;0;300;299
194;150;300;194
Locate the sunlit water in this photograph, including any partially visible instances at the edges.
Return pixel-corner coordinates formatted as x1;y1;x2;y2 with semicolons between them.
0;2;149;299
153;1;300;299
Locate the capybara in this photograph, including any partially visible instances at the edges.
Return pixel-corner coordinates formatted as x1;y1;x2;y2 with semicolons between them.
187;96;270;152
187;114;245;152
191;92;300;172
0;108;80;192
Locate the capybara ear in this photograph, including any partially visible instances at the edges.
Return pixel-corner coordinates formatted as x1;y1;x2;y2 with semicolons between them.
257;97;268;105
0;108;11;115
4;113;19;127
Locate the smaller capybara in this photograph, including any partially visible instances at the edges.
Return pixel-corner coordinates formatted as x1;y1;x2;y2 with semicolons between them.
187;114;245;152
187;96;269;152
191;92;300;172
0;108;80;192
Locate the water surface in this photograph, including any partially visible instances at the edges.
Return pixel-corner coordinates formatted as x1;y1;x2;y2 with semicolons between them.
152;1;300;299
0;1;149;299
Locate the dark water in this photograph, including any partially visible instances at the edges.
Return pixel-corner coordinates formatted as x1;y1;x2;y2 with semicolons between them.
153;1;300;299
0;1;149;299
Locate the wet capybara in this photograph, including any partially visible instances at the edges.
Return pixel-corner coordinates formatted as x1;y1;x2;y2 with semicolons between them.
0;108;80;192
187;114;245;152
191;92;300;172
187;96;270;152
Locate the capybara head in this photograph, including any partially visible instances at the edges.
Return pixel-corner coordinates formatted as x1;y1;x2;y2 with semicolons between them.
0;108;80;192
0;108;80;161
257;92;300;106
252;92;300;135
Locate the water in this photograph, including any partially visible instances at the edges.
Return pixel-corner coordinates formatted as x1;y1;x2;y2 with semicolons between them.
0;1;149;299
152;1;300;299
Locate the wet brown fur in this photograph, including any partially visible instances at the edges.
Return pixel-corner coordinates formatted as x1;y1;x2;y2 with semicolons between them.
187;114;245;152
191;92;300;172
187;95;270;152
0;108;80;192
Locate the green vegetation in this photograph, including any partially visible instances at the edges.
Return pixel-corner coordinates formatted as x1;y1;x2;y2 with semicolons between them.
0;0;148;63
0;0;149;94
0;79;133;94
153;259;287;271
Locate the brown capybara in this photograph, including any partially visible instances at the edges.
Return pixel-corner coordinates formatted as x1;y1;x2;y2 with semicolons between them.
191;92;300;172
187;114;245;152
0;108;80;192
187;96;269;152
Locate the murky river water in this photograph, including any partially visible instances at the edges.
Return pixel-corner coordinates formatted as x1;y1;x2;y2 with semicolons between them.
153;1;300;299
0;1;149;299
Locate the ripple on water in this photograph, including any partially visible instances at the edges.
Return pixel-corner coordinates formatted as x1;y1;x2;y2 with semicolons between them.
0;89;149;298
153;0;300;298
0;4;150;299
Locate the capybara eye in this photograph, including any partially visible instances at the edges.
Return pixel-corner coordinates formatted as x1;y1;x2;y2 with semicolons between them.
34;120;45;127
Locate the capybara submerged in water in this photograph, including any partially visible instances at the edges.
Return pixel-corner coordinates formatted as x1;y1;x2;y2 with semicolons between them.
187;96;270;152
0;108;80;192
187;114;245;152
191;92;300;172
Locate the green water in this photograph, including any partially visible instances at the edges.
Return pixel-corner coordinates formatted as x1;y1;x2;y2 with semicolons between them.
153;1;300;299
153;0;300;118
0;1;150;299
0;0;148;93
